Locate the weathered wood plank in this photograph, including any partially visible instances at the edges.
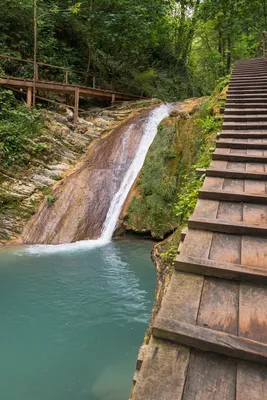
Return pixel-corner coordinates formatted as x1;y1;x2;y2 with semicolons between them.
213;152;267;162
217;202;243;222
199;188;267;204
217;141;267;149
220;131;267;139
202;176;224;190
239;283;267;344
243;203;267;224
153;318;267;366
188;217;267;237
223;178;244;191
241;236;267;269
245;179;266;194
227;161;247;170
156;271;204;325
246;162;266;172
197;278;239;335
192;199;219;220
131;338;190;400
180;229;213;259
182;350;237;400
175;255;267;285
209;233;242;264
206;168;267;180
237;362;267;400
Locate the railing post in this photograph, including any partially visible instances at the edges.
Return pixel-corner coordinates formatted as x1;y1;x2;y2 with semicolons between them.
65;71;69;84
74;87;79;126
36;63;39;81
111;94;116;104
27;87;33;108
93;76;96;88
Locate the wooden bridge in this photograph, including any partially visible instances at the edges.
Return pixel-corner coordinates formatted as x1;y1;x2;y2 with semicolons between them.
131;57;267;399
0;54;141;124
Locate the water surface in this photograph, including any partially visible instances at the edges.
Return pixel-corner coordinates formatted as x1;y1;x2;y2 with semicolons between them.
0;240;155;400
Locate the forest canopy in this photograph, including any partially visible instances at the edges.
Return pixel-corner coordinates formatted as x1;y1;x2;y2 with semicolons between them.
0;0;266;100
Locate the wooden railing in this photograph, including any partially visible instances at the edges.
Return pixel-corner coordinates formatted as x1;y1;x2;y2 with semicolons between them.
257;31;267;58
0;53;142;94
0;53;89;85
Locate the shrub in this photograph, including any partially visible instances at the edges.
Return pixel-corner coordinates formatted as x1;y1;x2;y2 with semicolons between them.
46;195;58;207
0;88;43;167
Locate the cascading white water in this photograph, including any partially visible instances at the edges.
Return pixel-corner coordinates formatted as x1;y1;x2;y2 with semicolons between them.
100;103;172;242
26;104;172;254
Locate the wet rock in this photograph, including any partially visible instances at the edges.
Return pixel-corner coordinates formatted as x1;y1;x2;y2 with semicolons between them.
1;100;158;242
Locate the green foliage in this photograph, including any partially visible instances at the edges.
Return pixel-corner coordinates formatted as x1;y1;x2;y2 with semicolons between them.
46;195;58;207
0;89;43;167
125;99;219;238
160;244;179;263
174;114;220;224
51;175;62;181
197;116;221;135
34;143;48;153
0;1;265;99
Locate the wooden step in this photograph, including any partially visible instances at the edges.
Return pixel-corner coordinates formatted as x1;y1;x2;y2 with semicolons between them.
219;131;267;138
224;108;267;115
175;255;267;285
231;72;267;77
233;66;267;70
205;167;267;180
199;188;267;204
225;98;267;103
226;103;267;108
216;140;267;149
229;80;267;84
232;72;267;80
229;83;267;87
153;318;267;366
229;87;267;92
213;151;267;162
188;217;267;237
228;88;267;93
224;115;267;122
231;74;267;79
229;83;267;88
232;70;267;75
227;93;267;98
223;122;267;130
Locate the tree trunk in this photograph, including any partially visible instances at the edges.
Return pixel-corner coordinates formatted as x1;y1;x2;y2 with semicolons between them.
263;0;267;27
227;34;232;72
218;30;223;56
85;44;93;86
179;0;201;65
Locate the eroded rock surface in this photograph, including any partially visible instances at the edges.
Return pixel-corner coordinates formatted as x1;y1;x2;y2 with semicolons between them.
1;99;158;242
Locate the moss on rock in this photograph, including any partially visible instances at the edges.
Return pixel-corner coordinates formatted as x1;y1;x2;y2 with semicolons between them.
122;98;215;239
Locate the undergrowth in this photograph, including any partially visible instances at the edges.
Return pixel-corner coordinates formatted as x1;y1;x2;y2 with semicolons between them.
174;114;221;224
0;88;43;167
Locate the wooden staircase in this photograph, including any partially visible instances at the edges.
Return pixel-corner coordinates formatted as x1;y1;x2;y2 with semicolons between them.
131;57;267;400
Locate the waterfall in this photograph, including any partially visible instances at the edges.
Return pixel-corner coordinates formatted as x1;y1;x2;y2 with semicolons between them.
100;103;171;242
26;104;172;254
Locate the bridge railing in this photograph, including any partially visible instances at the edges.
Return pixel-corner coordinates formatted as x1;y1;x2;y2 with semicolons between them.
0;53;93;86
257;31;267;58
0;53;143;96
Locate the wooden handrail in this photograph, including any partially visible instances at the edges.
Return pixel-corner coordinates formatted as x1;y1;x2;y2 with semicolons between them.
0;53;144;95
0;54;71;71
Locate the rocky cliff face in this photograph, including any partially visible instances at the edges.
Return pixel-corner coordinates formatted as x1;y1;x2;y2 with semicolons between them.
0;100;159;243
22;106;159;244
